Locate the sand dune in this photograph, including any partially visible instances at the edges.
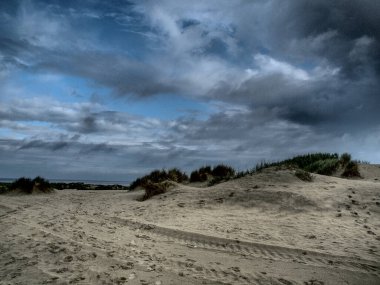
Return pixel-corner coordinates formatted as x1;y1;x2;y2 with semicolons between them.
1;167;380;284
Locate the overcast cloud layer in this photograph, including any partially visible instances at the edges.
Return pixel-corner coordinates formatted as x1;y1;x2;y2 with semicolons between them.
1;0;379;181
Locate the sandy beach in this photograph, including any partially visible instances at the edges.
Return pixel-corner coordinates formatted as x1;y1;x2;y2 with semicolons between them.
1;166;380;285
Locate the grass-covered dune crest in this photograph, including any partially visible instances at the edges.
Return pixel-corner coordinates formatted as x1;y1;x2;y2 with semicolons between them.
130;152;363;200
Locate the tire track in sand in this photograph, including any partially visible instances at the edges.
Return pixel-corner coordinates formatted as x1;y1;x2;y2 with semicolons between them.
111;217;380;277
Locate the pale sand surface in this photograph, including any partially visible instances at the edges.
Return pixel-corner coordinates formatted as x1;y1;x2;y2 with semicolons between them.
1;166;380;284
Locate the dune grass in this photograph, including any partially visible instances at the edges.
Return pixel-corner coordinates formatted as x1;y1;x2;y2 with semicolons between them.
129;152;362;191
5;176;53;194
341;161;361;178
295;170;313;182
140;181;173;200
129;168;188;190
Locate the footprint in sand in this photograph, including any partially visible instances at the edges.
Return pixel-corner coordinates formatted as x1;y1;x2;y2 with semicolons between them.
128;272;136;280
63;255;73;262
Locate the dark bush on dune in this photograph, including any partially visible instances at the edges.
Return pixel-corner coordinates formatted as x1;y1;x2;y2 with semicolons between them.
340;153;351;166
207;165;236;186
342;161;361;178
141;181;172;200
190;170;200;182
190;164;236;184
129;168;188;190
295;170;313;182
33;176;51;192
8;176;52;194
199;166;212;175
212;164;235;178
0;183;10;194
189;166;211;182
10;177;34;193
167;168;188;183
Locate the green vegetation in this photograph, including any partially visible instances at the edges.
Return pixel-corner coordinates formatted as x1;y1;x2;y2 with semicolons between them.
129;152;362;191
251;153;341;175
340;153;351;166
190;166;211;182
212;164;235;178
129;168;188;190
342;161;361;178
0;183;10;194
304;158;340;175
10;177;34;193
259;153;339;171
5;176;53;194
33;176;51;192
188;164;236;186
295;169;313;182
141;181;173;200
250;152;363;179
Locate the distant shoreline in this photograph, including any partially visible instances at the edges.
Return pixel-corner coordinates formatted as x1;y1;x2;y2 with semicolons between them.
0;178;130;186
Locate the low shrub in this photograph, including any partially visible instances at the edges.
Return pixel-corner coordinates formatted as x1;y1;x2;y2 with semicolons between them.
189;166;212;182
33;176;51;192
341;161;361;178
199;166;212;175
0;183;10;194
340;153;351;166
141;181;172;200
295;170;313;182
130;168;188;190
305;158;340;175
190;170;207;182
8;176;52;194
10;177;34;193
190;164;235;183
167;168;188;183
211;164;235;178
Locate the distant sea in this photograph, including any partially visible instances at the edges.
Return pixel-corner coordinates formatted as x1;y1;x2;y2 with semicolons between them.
0;178;130;186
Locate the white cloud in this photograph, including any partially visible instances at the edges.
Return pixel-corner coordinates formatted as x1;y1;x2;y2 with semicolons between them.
252;54;310;81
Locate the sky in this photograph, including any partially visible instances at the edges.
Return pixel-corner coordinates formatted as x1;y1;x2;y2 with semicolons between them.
1;0;380;181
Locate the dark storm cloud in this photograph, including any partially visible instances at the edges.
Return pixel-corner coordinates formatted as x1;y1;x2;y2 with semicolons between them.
210;72;380;132
265;0;380;76
213;0;380;133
